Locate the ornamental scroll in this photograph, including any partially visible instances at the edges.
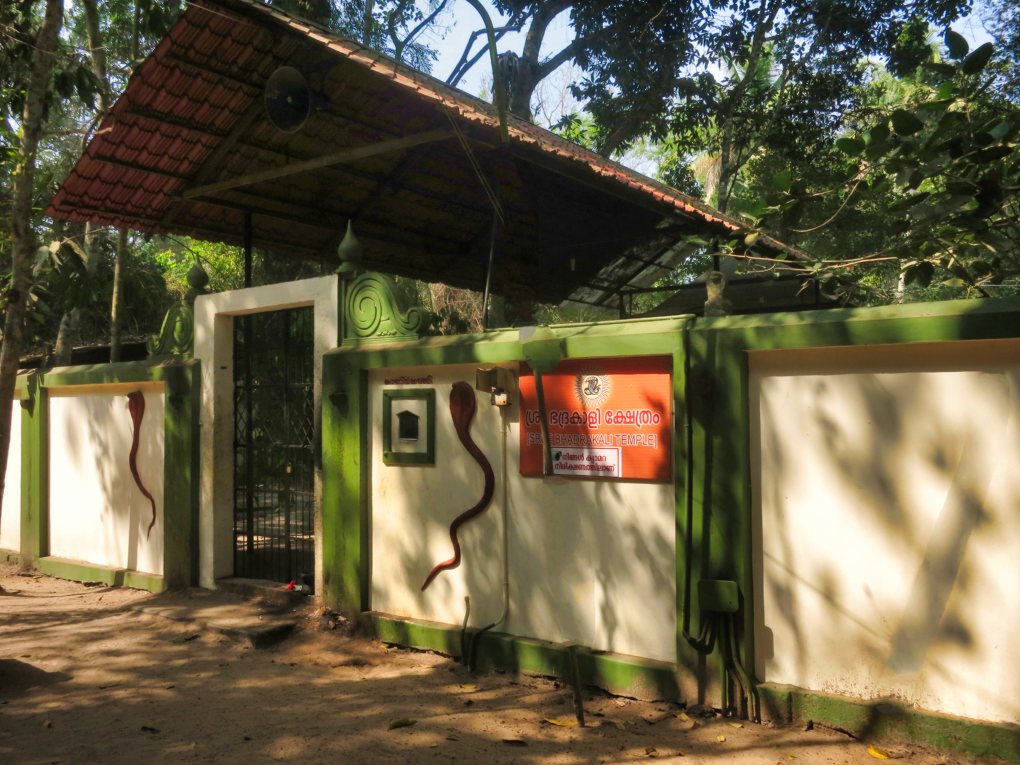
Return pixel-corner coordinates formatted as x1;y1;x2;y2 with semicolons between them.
342;272;424;343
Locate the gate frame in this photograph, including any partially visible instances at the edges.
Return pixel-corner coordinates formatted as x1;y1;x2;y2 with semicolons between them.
194;276;338;591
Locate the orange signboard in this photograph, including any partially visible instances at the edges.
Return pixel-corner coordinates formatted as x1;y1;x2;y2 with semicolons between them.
519;356;673;481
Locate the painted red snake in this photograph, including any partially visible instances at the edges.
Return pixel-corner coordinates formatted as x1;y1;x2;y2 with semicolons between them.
420;381;495;591
127;391;158;540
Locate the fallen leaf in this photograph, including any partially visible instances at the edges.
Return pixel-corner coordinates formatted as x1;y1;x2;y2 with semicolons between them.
388;718;417;730
502;738;527;747
459;684;478;692
675;712;690;722
645;746;657;755
867;745;892;760
715;735;726;743
543;717;578;727
728;722;743;728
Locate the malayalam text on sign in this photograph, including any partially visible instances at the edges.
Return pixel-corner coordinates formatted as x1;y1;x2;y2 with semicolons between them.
519;356;672;481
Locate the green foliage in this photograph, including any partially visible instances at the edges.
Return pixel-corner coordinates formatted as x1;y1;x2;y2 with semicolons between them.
146;239;245;299
555;0;970;182
980;0;1019;101
271;0;439;72
552;113;601;152
751;35;1020;303
20;229;176;353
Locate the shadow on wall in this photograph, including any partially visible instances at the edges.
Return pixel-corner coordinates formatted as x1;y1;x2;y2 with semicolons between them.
752;341;1020;724
369;361;678;667
48;388;164;574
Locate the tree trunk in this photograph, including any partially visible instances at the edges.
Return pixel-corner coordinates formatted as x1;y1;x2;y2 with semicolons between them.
54;0;111;365
0;0;64;545
110;229;127;362
715;118;737;214
52;311;77;366
52;222;103;365
82;0;111;113
507;1;570;119
362;0;375;44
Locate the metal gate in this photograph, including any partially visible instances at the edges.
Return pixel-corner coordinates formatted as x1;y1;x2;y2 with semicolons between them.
233;306;315;585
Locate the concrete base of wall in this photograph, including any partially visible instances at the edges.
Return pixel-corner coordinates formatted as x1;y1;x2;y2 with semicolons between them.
368;613;1019;761
369;611;682;703
759;683;1020;763
1;549;20;565
37;556;166;593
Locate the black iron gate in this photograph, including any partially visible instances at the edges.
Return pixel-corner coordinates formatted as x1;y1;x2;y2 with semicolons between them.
233;307;315;585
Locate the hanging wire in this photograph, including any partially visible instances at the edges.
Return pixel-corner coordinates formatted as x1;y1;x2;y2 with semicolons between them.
443;106;505;225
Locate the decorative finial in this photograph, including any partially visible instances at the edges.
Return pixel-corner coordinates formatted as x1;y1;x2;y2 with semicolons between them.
337;220;364;279
185;259;210;304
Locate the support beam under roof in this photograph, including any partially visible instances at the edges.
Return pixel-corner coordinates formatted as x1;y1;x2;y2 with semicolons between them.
181;129;456;200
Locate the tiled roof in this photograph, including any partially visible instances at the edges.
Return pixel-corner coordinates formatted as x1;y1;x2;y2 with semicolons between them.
49;0;795;304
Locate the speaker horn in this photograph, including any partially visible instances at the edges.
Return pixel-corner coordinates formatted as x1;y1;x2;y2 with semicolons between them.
264;66;313;133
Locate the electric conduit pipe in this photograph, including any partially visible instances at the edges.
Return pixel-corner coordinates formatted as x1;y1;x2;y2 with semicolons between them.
680;319;759;720
467;403;511;671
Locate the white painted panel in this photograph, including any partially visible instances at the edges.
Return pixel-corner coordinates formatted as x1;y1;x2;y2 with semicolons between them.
0;402;21;551
48;388;165;574
370;364;676;663
751;340;1020;724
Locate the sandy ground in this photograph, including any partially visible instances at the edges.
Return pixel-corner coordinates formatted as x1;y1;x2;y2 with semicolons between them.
0;564;992;765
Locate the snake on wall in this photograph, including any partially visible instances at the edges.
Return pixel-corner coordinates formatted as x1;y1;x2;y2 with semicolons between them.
420;381;495;591
127;391;158;540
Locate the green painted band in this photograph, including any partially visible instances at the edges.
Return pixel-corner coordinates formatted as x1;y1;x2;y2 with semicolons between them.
758;683;1020;762
36;556;166;593
368;612;682;702
39;359;197;388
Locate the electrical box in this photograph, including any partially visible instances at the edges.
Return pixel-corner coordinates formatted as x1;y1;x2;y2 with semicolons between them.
476;367;515;406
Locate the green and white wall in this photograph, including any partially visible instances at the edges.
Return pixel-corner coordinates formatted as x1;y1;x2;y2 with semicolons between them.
366;353;678;664
3;272;1017;758
751;340;1020;726
0;402;21;555
688;298;1020;756
0;362;199;591
323;282;1020;758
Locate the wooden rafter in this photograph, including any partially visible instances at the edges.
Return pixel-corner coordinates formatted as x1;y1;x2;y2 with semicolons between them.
194;189;470;253
181;128;455;200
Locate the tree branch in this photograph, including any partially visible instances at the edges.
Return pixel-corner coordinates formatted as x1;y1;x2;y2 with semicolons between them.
396;0;450;62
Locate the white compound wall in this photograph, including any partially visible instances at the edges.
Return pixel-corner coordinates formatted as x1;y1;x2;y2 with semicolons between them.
0;401;21;552
369;363;677;663
47;385;165;575
751;340;1020;724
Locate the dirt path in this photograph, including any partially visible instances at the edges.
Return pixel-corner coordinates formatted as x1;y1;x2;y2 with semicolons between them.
0;565;981;764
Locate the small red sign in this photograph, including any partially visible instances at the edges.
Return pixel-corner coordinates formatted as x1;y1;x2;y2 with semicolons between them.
519;356;673;481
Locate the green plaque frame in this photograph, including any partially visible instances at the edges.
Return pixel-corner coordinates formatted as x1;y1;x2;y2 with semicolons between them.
382;388;436;465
